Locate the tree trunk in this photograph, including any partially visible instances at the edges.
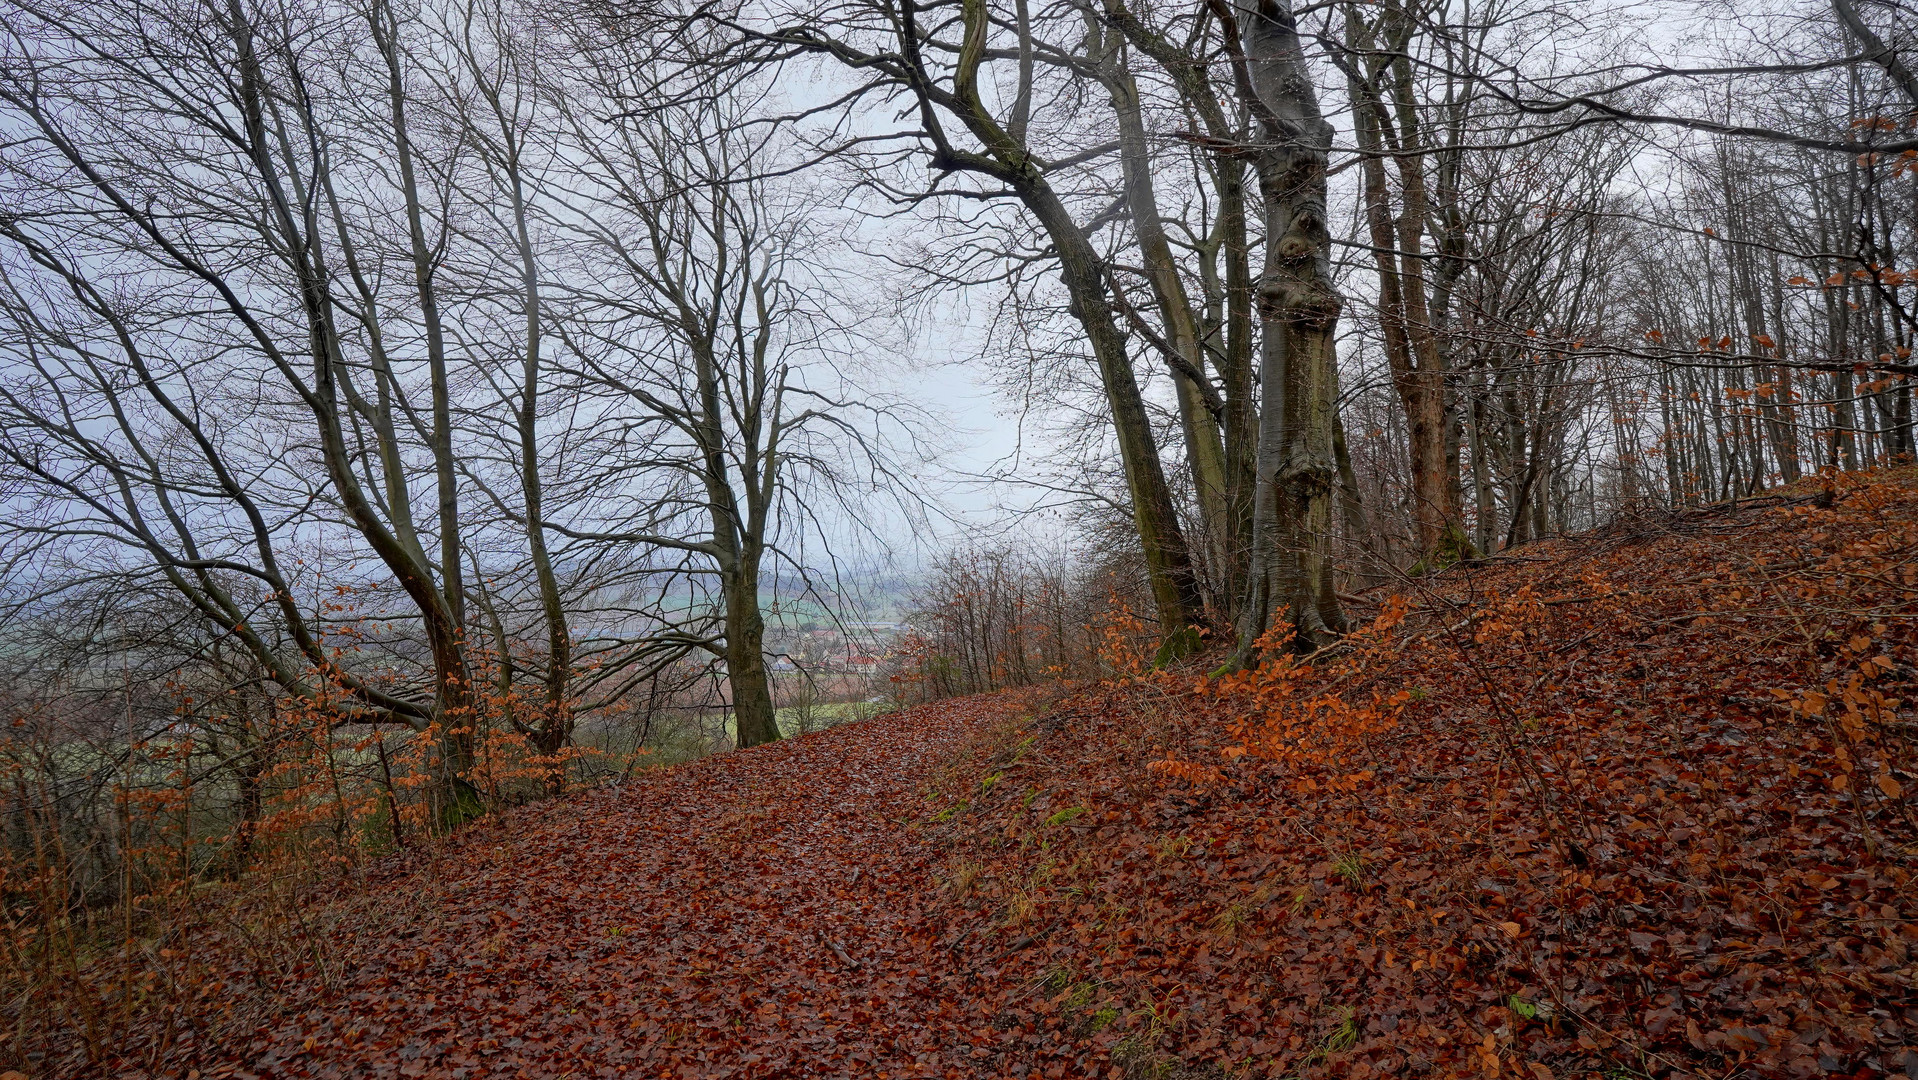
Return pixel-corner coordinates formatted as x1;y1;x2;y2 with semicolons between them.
368;0;476;824
1097;31;1234;617
726;554;780;748
1227;0;1347;662
944;0;1203;650
1096;0;1260;607
494;89;574;782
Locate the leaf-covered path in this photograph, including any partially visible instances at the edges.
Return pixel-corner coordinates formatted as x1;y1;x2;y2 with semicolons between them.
230;696;1024;1079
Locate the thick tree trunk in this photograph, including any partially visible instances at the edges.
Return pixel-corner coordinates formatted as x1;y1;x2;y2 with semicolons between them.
1227;0;1347;662
726;554;780;748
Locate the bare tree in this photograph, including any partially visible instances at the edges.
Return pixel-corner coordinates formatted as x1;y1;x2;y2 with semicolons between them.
0;0;508;821
538;49;921;747
1220;0;1348;657
702;0;1208;649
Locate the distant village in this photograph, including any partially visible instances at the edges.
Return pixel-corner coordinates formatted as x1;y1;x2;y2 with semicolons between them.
764;620;910;675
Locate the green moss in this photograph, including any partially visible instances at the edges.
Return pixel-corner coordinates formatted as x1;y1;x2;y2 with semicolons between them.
1152;625;1204;668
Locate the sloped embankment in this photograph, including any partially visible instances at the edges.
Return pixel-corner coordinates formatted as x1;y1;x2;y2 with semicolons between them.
919;470;1917;1078
47;473;1916;1080
46;696;1043;1078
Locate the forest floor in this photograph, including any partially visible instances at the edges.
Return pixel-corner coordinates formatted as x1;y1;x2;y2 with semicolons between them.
52;469;1918;1079
147;694;1039;1079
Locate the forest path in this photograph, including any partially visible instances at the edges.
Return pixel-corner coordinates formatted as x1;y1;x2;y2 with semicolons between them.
237;696;1024;1080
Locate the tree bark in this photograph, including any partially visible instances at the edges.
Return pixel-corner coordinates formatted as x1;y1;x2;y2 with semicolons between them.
1094;12;1235;617
944;0;1202;647
1225;0;1347;662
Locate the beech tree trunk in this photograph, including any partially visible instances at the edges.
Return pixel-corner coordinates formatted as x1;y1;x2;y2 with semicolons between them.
946;0;1203;646
1227;0;1347;661
688;327;783;750
1094;0;1263;612
1343;1;1468;563
725;549;780;749
1095;27;1235;616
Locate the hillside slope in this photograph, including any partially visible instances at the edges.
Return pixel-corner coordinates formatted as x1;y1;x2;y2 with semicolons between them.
42;471;1917;1079
77;695;1043;1078
919;469;1918;1078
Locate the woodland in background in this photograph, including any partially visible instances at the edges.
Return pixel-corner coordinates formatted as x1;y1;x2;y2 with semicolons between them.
0;0;1916;1067
775;0;1918;661
872;0;1918;692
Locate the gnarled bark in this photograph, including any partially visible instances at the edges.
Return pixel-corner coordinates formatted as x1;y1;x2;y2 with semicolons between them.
1223;0;1347;661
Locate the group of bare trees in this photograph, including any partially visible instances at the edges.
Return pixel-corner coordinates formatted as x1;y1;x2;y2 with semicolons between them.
0;0;922;890
1323;0;1916;575
897;544;1135;700
695;0;1915;655
704;0;1359;653
1;0;1915;860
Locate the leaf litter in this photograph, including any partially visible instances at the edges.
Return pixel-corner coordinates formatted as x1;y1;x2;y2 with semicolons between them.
57;470;1918;1079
